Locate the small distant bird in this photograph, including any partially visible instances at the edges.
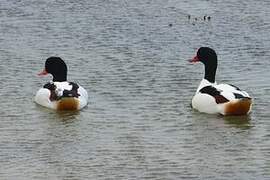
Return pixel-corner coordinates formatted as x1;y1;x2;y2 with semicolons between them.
35;57;88;110
189;47;252;115
204;16;211;21
203;16;207;21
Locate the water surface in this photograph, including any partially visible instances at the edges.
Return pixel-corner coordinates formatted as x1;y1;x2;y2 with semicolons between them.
0;0;270;179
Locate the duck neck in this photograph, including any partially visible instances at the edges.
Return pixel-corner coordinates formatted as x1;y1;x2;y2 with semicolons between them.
52;74;67;82
204;65;216;83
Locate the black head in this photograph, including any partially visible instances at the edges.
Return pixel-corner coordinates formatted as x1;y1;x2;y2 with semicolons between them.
190;47;218;83
194;47;217;65
39;57;68;82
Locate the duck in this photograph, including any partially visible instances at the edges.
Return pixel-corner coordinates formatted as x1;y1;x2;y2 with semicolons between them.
189;47;252;115
35;57;88;110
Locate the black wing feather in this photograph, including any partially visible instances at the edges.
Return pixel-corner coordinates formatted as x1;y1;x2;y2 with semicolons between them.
228;84;241;91
199;86;229;104
62;82;80;98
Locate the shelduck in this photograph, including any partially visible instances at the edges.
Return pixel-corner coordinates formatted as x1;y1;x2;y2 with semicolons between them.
35;57;88;110
190;47;252;115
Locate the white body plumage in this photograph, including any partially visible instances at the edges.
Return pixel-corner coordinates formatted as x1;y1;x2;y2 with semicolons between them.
192;79;252;115
35;81;88;110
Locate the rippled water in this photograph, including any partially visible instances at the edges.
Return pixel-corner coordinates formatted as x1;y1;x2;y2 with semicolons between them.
0;0;270;179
